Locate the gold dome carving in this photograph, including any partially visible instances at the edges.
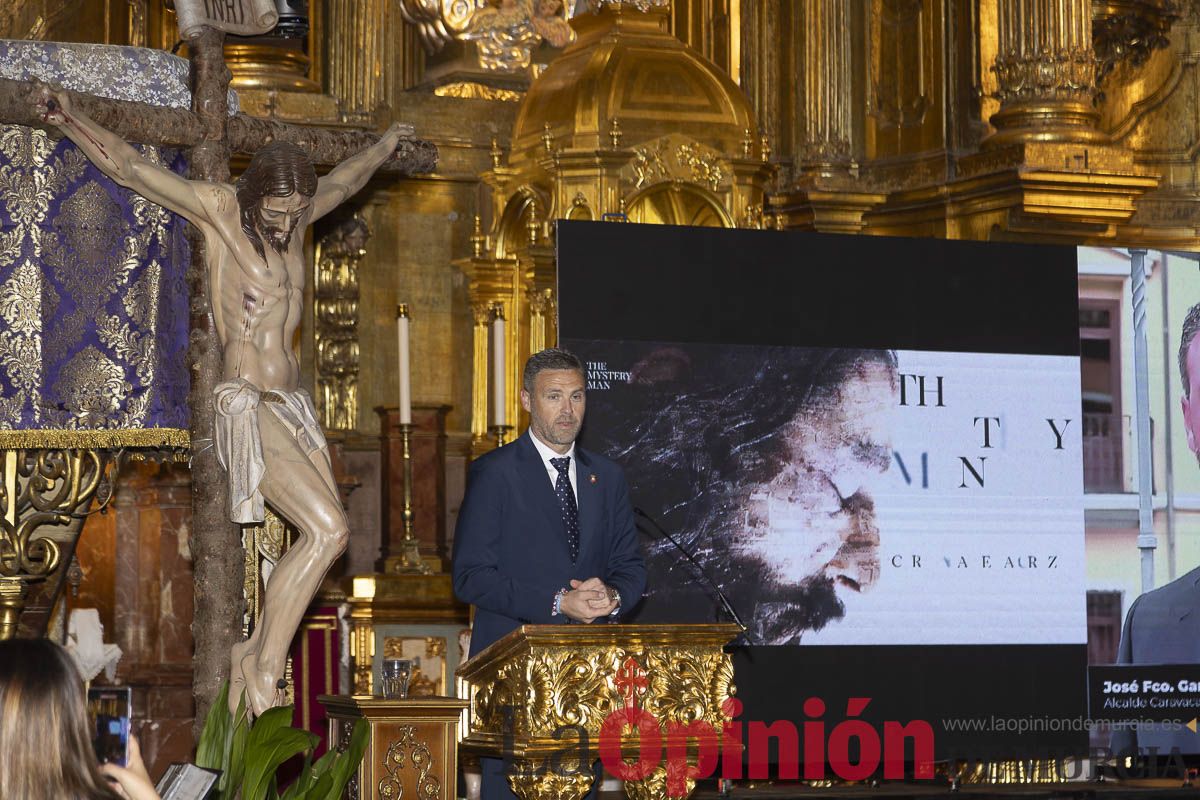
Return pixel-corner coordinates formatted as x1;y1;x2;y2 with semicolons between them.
462;2;774;446
509;5;756;168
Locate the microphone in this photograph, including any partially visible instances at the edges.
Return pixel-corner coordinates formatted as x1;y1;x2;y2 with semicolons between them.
633;506;752;642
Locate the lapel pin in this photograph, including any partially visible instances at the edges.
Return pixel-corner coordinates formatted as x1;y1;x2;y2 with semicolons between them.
589;474;598;484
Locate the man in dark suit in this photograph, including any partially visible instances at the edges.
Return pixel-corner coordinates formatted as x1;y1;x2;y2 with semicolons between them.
453;347;647;798
1112;567;1200;754
1110;303;1200;756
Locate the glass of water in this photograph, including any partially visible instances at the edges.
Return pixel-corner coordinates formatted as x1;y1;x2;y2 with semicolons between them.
381;658;412;699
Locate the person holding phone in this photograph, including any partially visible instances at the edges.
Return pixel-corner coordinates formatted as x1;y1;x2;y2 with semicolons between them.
0;638;161;800
100;737;161;800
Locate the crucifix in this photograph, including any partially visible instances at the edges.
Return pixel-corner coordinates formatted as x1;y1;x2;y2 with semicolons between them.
0;24;435;720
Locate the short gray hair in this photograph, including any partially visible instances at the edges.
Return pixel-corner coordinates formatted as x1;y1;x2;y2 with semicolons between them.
523;348;584;392
1181;303;1200;398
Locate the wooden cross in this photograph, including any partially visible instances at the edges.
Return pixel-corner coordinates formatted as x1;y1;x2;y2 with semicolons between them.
0;27;437;722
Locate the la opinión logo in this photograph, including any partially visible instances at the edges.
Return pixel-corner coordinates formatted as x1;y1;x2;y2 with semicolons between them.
502;657;936;796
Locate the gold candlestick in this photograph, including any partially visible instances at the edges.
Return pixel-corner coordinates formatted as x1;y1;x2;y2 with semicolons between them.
490;425;513;448
392;422;431;574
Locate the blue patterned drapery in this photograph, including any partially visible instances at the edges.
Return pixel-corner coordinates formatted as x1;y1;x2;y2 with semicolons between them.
0;40;211;447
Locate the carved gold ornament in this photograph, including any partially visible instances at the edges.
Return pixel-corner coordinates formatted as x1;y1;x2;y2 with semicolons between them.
432;82;523;102
401;0;579;72
508;766;594;798
401;0;679;73
0;447;114;638
315;217;369;431
379;725;441;800
625;136;731;194
1093;0;1181;88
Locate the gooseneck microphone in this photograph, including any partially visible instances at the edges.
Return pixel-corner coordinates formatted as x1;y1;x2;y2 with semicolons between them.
633;506;753;643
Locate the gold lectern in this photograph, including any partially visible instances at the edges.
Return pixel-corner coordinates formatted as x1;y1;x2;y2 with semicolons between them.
457;623;740;800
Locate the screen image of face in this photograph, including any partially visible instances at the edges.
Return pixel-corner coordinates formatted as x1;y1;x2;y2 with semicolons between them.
576;339;1084;649
580;343;900;643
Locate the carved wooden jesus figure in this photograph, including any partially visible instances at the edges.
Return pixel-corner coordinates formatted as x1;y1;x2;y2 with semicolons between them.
36;84;404;715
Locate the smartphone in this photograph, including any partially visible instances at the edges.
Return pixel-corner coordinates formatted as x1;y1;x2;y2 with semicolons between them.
87;686;131;767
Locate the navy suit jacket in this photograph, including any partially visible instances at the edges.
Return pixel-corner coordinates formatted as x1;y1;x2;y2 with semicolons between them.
1111;565;1200;755
452;433;647;658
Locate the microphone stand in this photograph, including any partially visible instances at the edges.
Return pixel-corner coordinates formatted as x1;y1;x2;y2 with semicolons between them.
634;507;755;646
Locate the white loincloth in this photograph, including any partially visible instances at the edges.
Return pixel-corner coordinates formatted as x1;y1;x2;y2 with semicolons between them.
213;378;326;524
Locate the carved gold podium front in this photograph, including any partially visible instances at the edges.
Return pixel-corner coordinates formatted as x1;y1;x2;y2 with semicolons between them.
457;624;740;800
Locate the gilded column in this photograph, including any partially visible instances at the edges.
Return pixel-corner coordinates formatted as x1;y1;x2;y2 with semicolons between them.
795;0;854;174
771;1;884;233
347;587;375;695
738;1;766;142
526;287;554;358
326;0;390;117
875;0;1157;241
127;0;148;46
524;213;557;361
985;0;1107;147
314;217;369;431
459;211;521;457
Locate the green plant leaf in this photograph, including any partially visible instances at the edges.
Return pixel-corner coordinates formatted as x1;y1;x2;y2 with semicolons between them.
240;706;317;800
316;719;369;800
195;690;367;800
279;771;321;800
305;770;335;800
195;681;230;771
196;682;239;794
293;743;340;800
307;746;337;782
225;694;251;797
277;750;317;800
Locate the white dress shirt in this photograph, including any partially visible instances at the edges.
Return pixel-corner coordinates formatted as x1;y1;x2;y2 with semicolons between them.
527;430;577;498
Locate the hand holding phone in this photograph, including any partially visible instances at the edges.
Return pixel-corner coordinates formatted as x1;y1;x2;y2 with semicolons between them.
100;735;163;800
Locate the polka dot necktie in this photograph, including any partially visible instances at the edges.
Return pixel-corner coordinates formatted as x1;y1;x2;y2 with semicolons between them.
550;456;580;562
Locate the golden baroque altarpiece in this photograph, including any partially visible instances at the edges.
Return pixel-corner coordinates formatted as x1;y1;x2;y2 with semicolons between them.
9;0;1195;470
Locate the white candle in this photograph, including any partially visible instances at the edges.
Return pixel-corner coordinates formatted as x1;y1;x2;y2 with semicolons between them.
397;305;412;425
492;310;506;427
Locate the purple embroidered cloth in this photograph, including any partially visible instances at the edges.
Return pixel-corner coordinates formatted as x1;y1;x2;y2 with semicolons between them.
0;41;197;447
